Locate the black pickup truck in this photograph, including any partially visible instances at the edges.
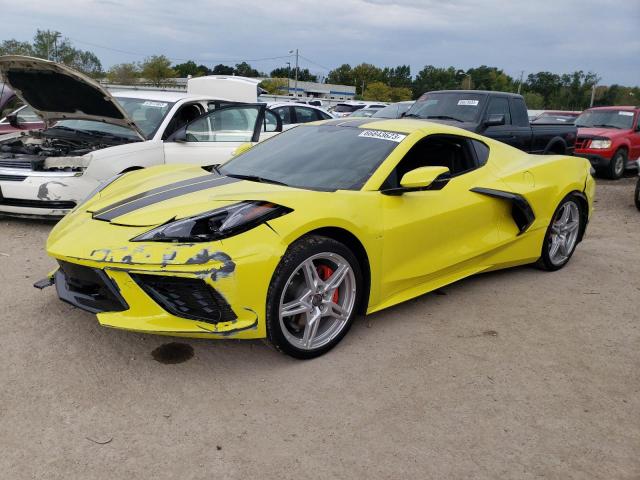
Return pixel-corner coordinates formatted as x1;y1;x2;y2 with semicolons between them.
405;90;577;155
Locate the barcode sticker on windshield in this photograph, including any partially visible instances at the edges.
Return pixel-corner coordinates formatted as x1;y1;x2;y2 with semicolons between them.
359;130;406;142
457;99;479;106
142;101;168;108
619;111;634;116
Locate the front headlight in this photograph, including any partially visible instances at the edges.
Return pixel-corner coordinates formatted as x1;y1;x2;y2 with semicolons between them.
131;201;292;242
589;139;612;149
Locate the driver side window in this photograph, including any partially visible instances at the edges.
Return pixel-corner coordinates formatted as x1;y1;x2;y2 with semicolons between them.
185;107;258;142
382;135;485;189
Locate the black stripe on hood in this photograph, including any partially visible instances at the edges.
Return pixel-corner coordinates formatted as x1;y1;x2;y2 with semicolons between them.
92;175;240;222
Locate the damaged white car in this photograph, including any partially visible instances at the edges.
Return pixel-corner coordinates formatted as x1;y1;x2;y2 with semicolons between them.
0;56;282;217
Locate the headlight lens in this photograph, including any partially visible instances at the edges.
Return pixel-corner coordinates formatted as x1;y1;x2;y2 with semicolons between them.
131;201;292;242
589;139;611;149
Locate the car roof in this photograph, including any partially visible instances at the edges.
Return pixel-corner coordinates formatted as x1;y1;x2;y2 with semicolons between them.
429;90;524;99
110;90;206;102
267;102;324;109
587;105;638;111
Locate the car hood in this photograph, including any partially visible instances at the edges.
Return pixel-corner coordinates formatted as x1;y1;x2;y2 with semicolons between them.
577;127;631;138
82;165;307;227
0;55;145;139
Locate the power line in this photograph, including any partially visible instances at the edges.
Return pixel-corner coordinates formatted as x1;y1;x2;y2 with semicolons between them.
299;55;332;71
67;37;291;65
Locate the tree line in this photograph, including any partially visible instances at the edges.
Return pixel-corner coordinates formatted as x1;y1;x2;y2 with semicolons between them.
1;30;638;109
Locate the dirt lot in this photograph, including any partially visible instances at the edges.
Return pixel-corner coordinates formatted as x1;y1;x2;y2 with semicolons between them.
1;176;638;480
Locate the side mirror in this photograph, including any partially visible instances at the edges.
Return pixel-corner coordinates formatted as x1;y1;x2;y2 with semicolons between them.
383;166;451;195
484;113;505;127
232;142;253;157
7;113;20;128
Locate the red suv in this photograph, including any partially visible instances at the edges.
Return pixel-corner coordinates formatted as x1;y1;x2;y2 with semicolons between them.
574;106;640;179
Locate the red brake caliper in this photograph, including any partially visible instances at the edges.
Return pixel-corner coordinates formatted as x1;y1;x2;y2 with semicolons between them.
316;264;339;303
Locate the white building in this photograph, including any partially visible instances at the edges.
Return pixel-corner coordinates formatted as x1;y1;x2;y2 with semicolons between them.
270;79;356;100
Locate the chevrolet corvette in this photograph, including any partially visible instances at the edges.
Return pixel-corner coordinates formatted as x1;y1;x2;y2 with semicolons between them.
36;118;595;358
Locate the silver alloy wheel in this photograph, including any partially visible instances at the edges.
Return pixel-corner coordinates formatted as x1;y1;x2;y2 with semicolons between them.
614;153;625;177
278;252;356;351
549;201;580;266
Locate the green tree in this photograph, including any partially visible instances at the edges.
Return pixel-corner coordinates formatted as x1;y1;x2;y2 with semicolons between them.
363;81;392;101
270;66;317;82
174;60;210;77
234;62;263;77
382;65;412;88
260;78;288;95
522;92;544;109
413;66;463;98
389;86;413;102
466;65;514;91
141;55;176;86
0;39;34;56
525;72;561;107
211;64;235;75
326;64;354;85
352;63;383;95
107;62;140;84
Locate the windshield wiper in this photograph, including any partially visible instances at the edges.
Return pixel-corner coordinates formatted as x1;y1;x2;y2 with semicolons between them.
424;115;464;122
591;124;621;129
225;173;289;186
83;129;140;141
46;125;100;137
403;113;423;118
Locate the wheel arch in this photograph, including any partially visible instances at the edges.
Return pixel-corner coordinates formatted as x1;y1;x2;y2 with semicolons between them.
302;226;371;314
544;137;567;155
568;190;589;242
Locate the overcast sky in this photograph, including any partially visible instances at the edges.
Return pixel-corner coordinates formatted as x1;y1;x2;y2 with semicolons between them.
1;0;638;85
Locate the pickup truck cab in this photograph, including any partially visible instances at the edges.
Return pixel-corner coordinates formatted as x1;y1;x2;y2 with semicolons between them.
405;90;577;155
574;106;640;179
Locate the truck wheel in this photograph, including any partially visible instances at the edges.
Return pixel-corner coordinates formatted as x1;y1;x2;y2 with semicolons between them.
606;149;627;180
635;177;640;211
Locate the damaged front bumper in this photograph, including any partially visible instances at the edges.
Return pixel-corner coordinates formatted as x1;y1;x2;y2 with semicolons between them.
0;169;98;217
37;216;284;340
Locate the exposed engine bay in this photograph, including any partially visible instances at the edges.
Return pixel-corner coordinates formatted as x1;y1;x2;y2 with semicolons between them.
0;130;130;172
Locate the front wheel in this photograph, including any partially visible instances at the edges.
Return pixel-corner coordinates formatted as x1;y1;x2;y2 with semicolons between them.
266;235;363;359
537;195;585;271
606;149;627;180
635;177;640;211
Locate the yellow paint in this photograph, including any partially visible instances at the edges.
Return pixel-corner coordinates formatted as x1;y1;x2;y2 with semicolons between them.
45;120;595;339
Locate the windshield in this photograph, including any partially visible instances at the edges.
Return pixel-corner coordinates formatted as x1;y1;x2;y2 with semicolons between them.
350;108;379;117
575;110;635;129
220;125;403;191
54;97;175;139
406;92;486;122
373;102;413;119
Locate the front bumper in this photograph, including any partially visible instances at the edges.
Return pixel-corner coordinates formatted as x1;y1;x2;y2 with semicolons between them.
0;170;98;217
41;217;284;340
574;152;611;169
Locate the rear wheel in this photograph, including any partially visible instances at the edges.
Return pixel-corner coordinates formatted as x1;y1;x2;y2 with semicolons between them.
635;177;640;211
537;195;584;271
266;235;362;359
606;149;627;180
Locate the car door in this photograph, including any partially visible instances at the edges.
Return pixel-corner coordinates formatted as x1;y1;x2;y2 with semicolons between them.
380;135;503;299
293;106;320;125
632;112;640;160
483;97;519;149
163;104;278;165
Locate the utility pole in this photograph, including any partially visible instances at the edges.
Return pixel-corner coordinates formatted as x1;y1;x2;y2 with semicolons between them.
294;49;299;97
517;70;524;94
286;61;291;96
590;83;597;108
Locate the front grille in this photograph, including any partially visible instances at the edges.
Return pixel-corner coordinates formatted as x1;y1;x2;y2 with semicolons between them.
0;197;76;209
575;136;591;149
0;174;27;181
131;274;237;324
0;159;32;169
55;261;129;314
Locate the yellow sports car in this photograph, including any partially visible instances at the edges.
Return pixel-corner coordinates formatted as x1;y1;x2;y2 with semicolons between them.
36;118;595;358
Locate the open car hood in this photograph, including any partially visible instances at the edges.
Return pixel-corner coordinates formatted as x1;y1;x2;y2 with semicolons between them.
0;55;145;139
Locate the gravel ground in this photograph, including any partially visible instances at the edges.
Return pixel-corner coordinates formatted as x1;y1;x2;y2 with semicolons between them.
1;176;639;479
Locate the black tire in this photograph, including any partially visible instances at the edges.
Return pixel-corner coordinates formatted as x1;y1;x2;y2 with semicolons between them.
266;235;363;359
606;149;627;180
536;194;585;271
635;177;640;211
